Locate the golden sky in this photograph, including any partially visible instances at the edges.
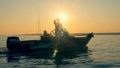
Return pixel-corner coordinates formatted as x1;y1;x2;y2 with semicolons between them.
0;0;120;35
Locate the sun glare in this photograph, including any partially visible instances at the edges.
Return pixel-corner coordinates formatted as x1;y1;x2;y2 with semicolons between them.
55;12;68;24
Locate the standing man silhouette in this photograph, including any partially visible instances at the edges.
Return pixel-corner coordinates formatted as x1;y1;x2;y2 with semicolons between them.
53;18;63;38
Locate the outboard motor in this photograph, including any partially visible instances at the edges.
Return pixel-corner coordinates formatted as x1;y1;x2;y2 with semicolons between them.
7;37;21;51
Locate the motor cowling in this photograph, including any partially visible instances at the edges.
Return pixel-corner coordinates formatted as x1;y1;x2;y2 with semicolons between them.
7;37;21;51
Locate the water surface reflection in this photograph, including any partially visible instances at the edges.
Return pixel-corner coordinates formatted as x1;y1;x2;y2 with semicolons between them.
4;49;93;68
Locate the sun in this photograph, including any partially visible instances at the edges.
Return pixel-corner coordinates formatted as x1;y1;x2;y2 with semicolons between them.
55;12;68;24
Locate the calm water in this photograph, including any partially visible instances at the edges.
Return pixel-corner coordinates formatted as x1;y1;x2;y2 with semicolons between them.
0;35;120;68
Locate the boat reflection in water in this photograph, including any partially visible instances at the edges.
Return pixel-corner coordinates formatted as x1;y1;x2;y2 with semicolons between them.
6;47;93;67
7;53;20;63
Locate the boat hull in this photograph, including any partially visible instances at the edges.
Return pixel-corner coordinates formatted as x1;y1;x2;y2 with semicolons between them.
6;33;94;53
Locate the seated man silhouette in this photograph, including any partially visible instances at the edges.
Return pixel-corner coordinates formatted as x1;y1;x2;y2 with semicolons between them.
41;30;52;42
43;30;49;37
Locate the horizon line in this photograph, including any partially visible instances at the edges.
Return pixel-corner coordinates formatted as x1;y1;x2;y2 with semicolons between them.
1;32;120;36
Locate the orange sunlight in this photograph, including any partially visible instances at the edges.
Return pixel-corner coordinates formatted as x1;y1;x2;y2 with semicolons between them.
55;12;68;24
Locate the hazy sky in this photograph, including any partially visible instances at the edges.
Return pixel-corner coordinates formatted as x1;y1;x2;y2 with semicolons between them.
0;0;120;35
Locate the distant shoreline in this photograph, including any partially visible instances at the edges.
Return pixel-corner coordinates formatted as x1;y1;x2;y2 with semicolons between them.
22;33;120;36
72;33;120;36
93;33;120;35
0;33;120;36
